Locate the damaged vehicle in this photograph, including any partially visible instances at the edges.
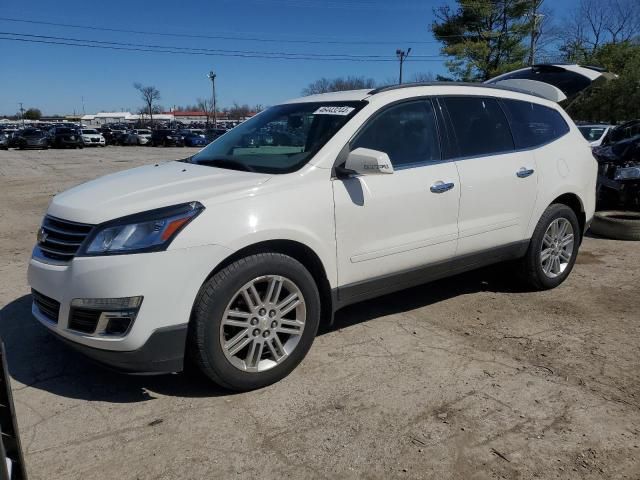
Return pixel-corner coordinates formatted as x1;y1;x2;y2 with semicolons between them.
590;132;640;240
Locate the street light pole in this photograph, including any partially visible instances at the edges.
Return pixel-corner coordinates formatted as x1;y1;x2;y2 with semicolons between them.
396;48;412;84
18;102;25;128
208;71;217;129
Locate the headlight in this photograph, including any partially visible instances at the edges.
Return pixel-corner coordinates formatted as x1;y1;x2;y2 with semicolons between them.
166;136;173;139
80;202;204;256
614;166;640;181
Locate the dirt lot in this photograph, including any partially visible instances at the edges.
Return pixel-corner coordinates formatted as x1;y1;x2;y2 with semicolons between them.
0;146;639;480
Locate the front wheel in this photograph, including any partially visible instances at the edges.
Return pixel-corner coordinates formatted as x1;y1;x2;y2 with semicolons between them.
188;253;321;391
520;204;581;290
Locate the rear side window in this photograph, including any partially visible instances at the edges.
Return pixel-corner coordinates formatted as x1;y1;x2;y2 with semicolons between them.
501;99;570;149
351;100;441;168
441;97;514;158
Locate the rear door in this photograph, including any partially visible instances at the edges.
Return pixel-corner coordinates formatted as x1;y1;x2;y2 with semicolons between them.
439;96;538;256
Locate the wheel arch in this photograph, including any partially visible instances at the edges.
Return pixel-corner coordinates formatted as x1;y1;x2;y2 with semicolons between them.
551;192;586;237
199;239;334;326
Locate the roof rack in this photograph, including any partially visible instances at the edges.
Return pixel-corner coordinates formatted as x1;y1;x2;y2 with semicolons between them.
368;81;546;99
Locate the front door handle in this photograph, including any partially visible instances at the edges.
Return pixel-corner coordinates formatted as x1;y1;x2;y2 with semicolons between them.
430;181;455;193
516;167;535;178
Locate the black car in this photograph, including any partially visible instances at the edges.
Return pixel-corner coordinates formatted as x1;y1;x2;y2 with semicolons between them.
98;126;118;145
0;132;8;150
151;129;184;147
17;129;49;150
51;127;83;149
593;134;640;210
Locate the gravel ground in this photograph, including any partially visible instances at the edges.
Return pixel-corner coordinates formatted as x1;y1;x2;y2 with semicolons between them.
0;146;639;480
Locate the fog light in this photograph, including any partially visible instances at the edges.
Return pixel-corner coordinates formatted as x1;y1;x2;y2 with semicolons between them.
69;296;142;336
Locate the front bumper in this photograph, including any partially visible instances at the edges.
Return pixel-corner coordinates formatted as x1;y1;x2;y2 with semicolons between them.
47;323;188;373
28;243;233;364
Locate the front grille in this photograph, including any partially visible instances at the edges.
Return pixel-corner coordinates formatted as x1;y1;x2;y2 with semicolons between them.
68;308;101;334
32;289;60;323
38;216;93;261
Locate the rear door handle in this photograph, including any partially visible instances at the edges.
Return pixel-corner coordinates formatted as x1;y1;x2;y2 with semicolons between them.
516;167;535;178
430;181;455;193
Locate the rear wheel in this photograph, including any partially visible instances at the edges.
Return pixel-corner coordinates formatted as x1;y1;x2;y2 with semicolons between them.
188;253;320;391
520;204;580;290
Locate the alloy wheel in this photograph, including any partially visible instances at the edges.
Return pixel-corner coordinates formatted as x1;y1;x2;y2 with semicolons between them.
220;275;306;372
540;218;575;278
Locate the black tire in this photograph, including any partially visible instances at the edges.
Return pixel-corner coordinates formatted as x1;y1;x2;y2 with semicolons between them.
520;203;581;290
188;253;321;391
590;211;640;241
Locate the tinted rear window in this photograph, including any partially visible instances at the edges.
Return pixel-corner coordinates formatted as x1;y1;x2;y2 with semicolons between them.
501;99;570;149
442;97;514;158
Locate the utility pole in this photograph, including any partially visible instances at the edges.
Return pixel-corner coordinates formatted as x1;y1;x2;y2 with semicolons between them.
208;71;217;128
18;102;25;128
396;48;411;84
528;1;544;66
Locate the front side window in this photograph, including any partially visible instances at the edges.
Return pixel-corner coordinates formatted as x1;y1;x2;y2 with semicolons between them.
442;96;514;158
501;99;570;149
190;101;365;174
351;100;441;168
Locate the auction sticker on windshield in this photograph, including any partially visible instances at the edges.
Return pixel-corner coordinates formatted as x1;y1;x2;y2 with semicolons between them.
313;106;356;116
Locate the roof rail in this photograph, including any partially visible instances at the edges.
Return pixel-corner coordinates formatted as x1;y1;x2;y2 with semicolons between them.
368;81;546;99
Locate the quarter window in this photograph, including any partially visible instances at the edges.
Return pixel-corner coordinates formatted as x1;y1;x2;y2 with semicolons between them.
351;100;441;168
441;97;514;158
501;99;570;148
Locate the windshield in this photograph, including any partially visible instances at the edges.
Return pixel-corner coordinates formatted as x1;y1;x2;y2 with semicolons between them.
190;101;365;173
82;129;98;134
578;126;607;141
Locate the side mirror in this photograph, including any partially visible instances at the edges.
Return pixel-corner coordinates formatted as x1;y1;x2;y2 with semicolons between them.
343;148;394;176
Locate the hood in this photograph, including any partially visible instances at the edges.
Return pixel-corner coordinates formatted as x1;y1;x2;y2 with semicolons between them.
48;160;271;224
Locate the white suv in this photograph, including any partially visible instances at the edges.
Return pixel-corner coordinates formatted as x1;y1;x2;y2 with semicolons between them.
28;84;597;391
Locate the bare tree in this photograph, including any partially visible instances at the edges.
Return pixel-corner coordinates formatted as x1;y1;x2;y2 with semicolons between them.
302;76;377;95
197;97;215;125
134;83;161;126
605;0;640;44
559;0;640;62
411;72;436;83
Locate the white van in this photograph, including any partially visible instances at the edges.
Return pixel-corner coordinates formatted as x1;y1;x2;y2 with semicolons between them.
28;83;597;391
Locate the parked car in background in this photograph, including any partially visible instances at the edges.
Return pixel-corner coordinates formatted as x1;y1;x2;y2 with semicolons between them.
204;128;227;144
151;129;184;147
113;130;131;146
593;134;640;210
123;129;152;146
81;129;106;147
51;127;83;149
603;120;640;146
578;124;612;147
0;131;8;150
5;130;22;149
182;131;207;147
98;126;119;145
28;84;596;391
17;129;49;150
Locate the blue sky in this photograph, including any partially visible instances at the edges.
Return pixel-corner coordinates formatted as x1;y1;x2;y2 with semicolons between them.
0;0;576;116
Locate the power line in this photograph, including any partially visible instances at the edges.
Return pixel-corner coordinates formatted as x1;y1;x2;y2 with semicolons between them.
0;16;443;45
0;15;527;46
0;35;446;62
0;31;444;60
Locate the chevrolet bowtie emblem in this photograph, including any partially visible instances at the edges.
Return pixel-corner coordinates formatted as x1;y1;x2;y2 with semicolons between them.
37;227;48;244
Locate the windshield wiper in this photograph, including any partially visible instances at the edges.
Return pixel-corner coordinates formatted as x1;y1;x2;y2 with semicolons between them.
195;158;256;172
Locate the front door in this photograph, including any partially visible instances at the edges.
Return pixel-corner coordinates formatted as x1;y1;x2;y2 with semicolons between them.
333;99;460;303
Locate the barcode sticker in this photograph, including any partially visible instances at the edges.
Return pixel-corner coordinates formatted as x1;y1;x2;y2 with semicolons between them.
313;106;356;116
